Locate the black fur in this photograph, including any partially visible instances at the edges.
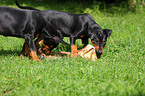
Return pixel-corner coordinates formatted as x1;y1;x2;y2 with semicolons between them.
15;0;112;57
0;6;69;60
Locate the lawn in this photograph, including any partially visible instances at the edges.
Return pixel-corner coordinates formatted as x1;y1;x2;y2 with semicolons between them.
0;0;145;95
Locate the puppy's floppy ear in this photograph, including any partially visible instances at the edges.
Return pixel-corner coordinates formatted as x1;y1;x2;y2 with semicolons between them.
103;29;112;38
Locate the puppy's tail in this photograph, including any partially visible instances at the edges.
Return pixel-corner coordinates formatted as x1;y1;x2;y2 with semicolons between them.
15;0;40;11
53;36;70;45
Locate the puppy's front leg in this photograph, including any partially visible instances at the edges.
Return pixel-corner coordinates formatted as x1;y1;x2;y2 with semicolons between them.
81;36;88;47
70;37;78;57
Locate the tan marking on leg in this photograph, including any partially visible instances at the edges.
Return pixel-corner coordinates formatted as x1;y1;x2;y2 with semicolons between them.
71;44;78;57
30;50;41;62
20;42;40;61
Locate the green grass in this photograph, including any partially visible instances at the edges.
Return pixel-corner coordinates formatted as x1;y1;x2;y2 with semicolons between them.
0;0;145;95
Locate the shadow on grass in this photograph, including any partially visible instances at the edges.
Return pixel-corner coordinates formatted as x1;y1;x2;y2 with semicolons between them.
0;49;21;56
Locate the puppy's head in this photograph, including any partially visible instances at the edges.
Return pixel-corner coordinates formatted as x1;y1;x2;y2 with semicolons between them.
39;38;59;54
90;29;112;57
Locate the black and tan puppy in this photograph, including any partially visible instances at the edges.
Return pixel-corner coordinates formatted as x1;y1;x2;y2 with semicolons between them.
0;6;69;61
16;0;112;58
